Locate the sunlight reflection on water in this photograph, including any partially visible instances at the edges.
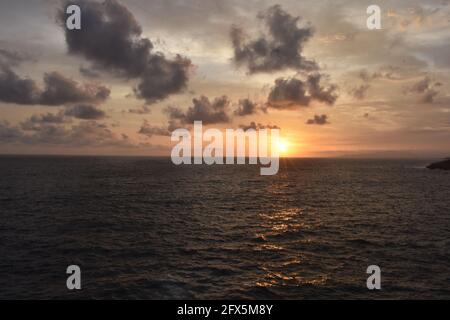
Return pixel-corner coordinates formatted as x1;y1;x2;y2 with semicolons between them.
254;207;329;288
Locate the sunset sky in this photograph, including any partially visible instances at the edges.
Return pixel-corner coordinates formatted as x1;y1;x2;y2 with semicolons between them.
0;0;449;157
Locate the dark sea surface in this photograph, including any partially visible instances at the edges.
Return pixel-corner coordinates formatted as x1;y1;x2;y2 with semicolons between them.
0;156;449;299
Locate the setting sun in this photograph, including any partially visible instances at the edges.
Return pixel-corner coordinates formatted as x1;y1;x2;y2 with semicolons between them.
277;139;289;155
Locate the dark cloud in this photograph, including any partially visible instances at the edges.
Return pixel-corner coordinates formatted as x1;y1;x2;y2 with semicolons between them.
21;111;70;131
138;120;171;137
133;55;192;103
79;66;101;78
239;122;280;130
59;0;149;76
64;104;106;120
39;72;110;106
349;84;370;100
267;73;338;109
0;67;110;106
0;66;40;104
306;114;329;125
20;105;106;132
0;121;25;143
307;73;339;105
58;0;192;103
234;98;258;116
164;105;186;120
128;105;151;115
167;119;184;132
406;77;442;103
231;5;317;74
165;95;231;125
268;78;309;109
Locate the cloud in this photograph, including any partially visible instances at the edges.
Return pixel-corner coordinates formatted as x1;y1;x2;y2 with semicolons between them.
267;73;338;109
410;78;433;93
307;73;339;105
0;67;110;106
359;69;373;82
422;90;440;104
350;66;419;100
21;111;70;131
52;121;131;147
128;105;151;115
387;6;441;30
0;67;40;105
406;77;442;103
0;48;33;67
133;55;192;103
64;104;106;120
79;66;101;78
58;0;192;103
306;114;329;125
239;122;280;130
349;84;370;100
231;5;317;74
0;121;25;143
359;66;413;82
39;72;110;106
20;105;106;131
234;98;258;116
138;120;171;137
1;120;131;147
165;95;231;125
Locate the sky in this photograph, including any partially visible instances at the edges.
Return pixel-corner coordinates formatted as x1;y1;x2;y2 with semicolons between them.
0;0;449;157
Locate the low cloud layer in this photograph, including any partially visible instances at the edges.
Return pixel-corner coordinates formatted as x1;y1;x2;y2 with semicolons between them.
1;120;131;147
0;67;110;106
20;112;70;131
58;0;192;103
138;120;171;137
231;5;317;74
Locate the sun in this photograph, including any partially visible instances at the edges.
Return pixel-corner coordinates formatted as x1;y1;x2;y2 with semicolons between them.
276;139;290;155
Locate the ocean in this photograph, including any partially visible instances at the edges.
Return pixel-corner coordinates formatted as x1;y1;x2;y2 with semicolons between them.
0;156;449;299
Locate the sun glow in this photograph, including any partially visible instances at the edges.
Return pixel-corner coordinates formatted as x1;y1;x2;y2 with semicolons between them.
276;138;290;155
